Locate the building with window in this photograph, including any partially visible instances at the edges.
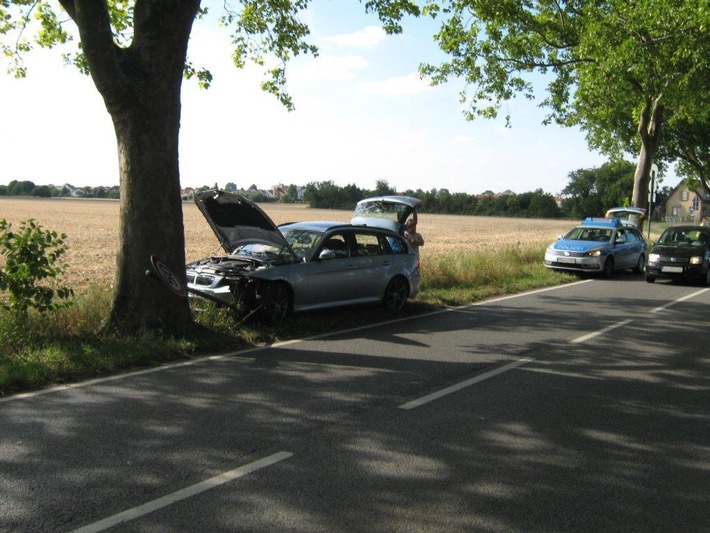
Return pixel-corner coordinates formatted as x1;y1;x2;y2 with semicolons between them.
665;184;710;223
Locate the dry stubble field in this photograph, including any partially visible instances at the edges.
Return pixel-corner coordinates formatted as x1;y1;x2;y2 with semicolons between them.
1;197;575;295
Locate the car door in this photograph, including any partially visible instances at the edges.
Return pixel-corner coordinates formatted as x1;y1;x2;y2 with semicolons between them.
614;229;636;269
348;230;395;302
302;231;360;308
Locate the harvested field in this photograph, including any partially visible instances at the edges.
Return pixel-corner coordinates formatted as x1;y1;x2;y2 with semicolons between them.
0;197;575;294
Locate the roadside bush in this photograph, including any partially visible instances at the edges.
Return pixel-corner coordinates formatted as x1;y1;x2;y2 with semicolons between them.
0;219;74;320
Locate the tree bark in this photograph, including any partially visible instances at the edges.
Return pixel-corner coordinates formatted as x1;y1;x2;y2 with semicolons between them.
62;0;201;335
631;97;663;209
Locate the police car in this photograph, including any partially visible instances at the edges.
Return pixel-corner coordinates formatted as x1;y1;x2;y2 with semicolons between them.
544;217;647;277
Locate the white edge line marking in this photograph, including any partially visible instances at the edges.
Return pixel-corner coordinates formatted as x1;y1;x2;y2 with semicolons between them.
71;451;294;533
570;319;634;344
650;287;709;314
1;281;590;404
399;358;534;410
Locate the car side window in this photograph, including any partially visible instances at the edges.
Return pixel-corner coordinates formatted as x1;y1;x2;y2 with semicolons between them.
354;232;385;256
385;234;409;255
321;233;349;258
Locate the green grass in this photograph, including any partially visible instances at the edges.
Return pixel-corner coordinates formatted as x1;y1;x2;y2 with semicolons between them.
0;245;576;397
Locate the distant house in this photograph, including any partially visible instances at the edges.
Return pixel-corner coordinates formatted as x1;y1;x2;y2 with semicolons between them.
665;184;710;223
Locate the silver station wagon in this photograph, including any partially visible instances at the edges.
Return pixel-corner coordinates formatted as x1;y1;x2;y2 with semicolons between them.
185;191;421;324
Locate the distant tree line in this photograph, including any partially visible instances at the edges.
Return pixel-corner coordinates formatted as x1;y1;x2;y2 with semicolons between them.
3;160;670;220
0;180;120;199
303;161;676;219
301;179;562;218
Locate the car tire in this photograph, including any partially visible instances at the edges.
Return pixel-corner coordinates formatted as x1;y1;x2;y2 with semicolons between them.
633;254;645;274
646;274;656;283
704;267;710;287
603;256;614;277
258;282;291;325
383;276;409;312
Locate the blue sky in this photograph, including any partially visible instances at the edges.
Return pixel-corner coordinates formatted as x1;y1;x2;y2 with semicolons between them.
0;1;677;195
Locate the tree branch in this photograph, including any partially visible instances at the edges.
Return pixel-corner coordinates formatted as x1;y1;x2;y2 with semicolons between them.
59;0;128;102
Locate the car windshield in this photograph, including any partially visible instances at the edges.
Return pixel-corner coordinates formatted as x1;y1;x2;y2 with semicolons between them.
232;242;291;261
281;228;323;260
353;201;408;224
659;229;709;246
564;227;613;242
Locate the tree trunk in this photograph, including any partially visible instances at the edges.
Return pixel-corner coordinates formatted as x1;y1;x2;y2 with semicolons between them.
63;1;201;335
631;141;653;209
104;96;193;335
631;98;663;209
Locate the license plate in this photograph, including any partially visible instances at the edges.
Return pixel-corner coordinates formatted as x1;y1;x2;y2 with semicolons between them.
662;266;683;273
556;257;576;264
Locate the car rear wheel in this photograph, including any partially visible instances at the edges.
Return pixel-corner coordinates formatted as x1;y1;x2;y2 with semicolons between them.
603;256;614;277
258;282;291;324
633;254;645;274
383;276;409;312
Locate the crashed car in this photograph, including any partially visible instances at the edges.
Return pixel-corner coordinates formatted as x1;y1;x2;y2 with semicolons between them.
646;225;710;285
185;190;421;324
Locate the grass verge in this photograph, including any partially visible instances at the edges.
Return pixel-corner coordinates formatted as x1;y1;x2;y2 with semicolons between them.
0;245;575;397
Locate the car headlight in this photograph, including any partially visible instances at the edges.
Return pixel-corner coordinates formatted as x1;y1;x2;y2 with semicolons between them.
690;256;703;265
648;253;660;262
586;249;603;257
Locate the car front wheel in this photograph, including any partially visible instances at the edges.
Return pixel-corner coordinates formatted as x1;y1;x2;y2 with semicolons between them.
383;276;409;312
603;256;614;277
258;282;291;324
633;254;645;274
646;274;656;283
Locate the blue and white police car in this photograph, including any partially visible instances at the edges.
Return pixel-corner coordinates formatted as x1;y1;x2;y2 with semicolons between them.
544;217;647;277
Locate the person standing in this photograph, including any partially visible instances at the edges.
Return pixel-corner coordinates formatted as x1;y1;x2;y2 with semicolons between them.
404;213;424;256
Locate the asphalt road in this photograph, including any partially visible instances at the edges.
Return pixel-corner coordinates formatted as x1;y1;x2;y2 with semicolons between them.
1;275;709;532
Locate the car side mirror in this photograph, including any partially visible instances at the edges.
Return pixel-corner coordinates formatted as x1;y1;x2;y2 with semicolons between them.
318;249;336;261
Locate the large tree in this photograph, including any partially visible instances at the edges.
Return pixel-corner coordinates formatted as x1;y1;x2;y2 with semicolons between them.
419;0;710;209
0;0;419;335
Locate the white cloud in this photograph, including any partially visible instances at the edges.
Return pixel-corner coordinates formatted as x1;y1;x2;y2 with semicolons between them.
361;72;433;96
321;25;386;48
290;54;369;83
452;134;477;145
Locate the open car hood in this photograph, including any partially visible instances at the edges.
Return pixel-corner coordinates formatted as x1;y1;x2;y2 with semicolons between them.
351;195;421;232
194;190;292;253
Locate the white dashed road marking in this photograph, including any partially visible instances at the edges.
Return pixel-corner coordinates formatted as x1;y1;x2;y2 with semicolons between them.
71;451;294;533
399;358;534;410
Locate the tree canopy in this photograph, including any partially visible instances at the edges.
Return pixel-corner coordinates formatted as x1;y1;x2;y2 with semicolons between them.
419;0;710;207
